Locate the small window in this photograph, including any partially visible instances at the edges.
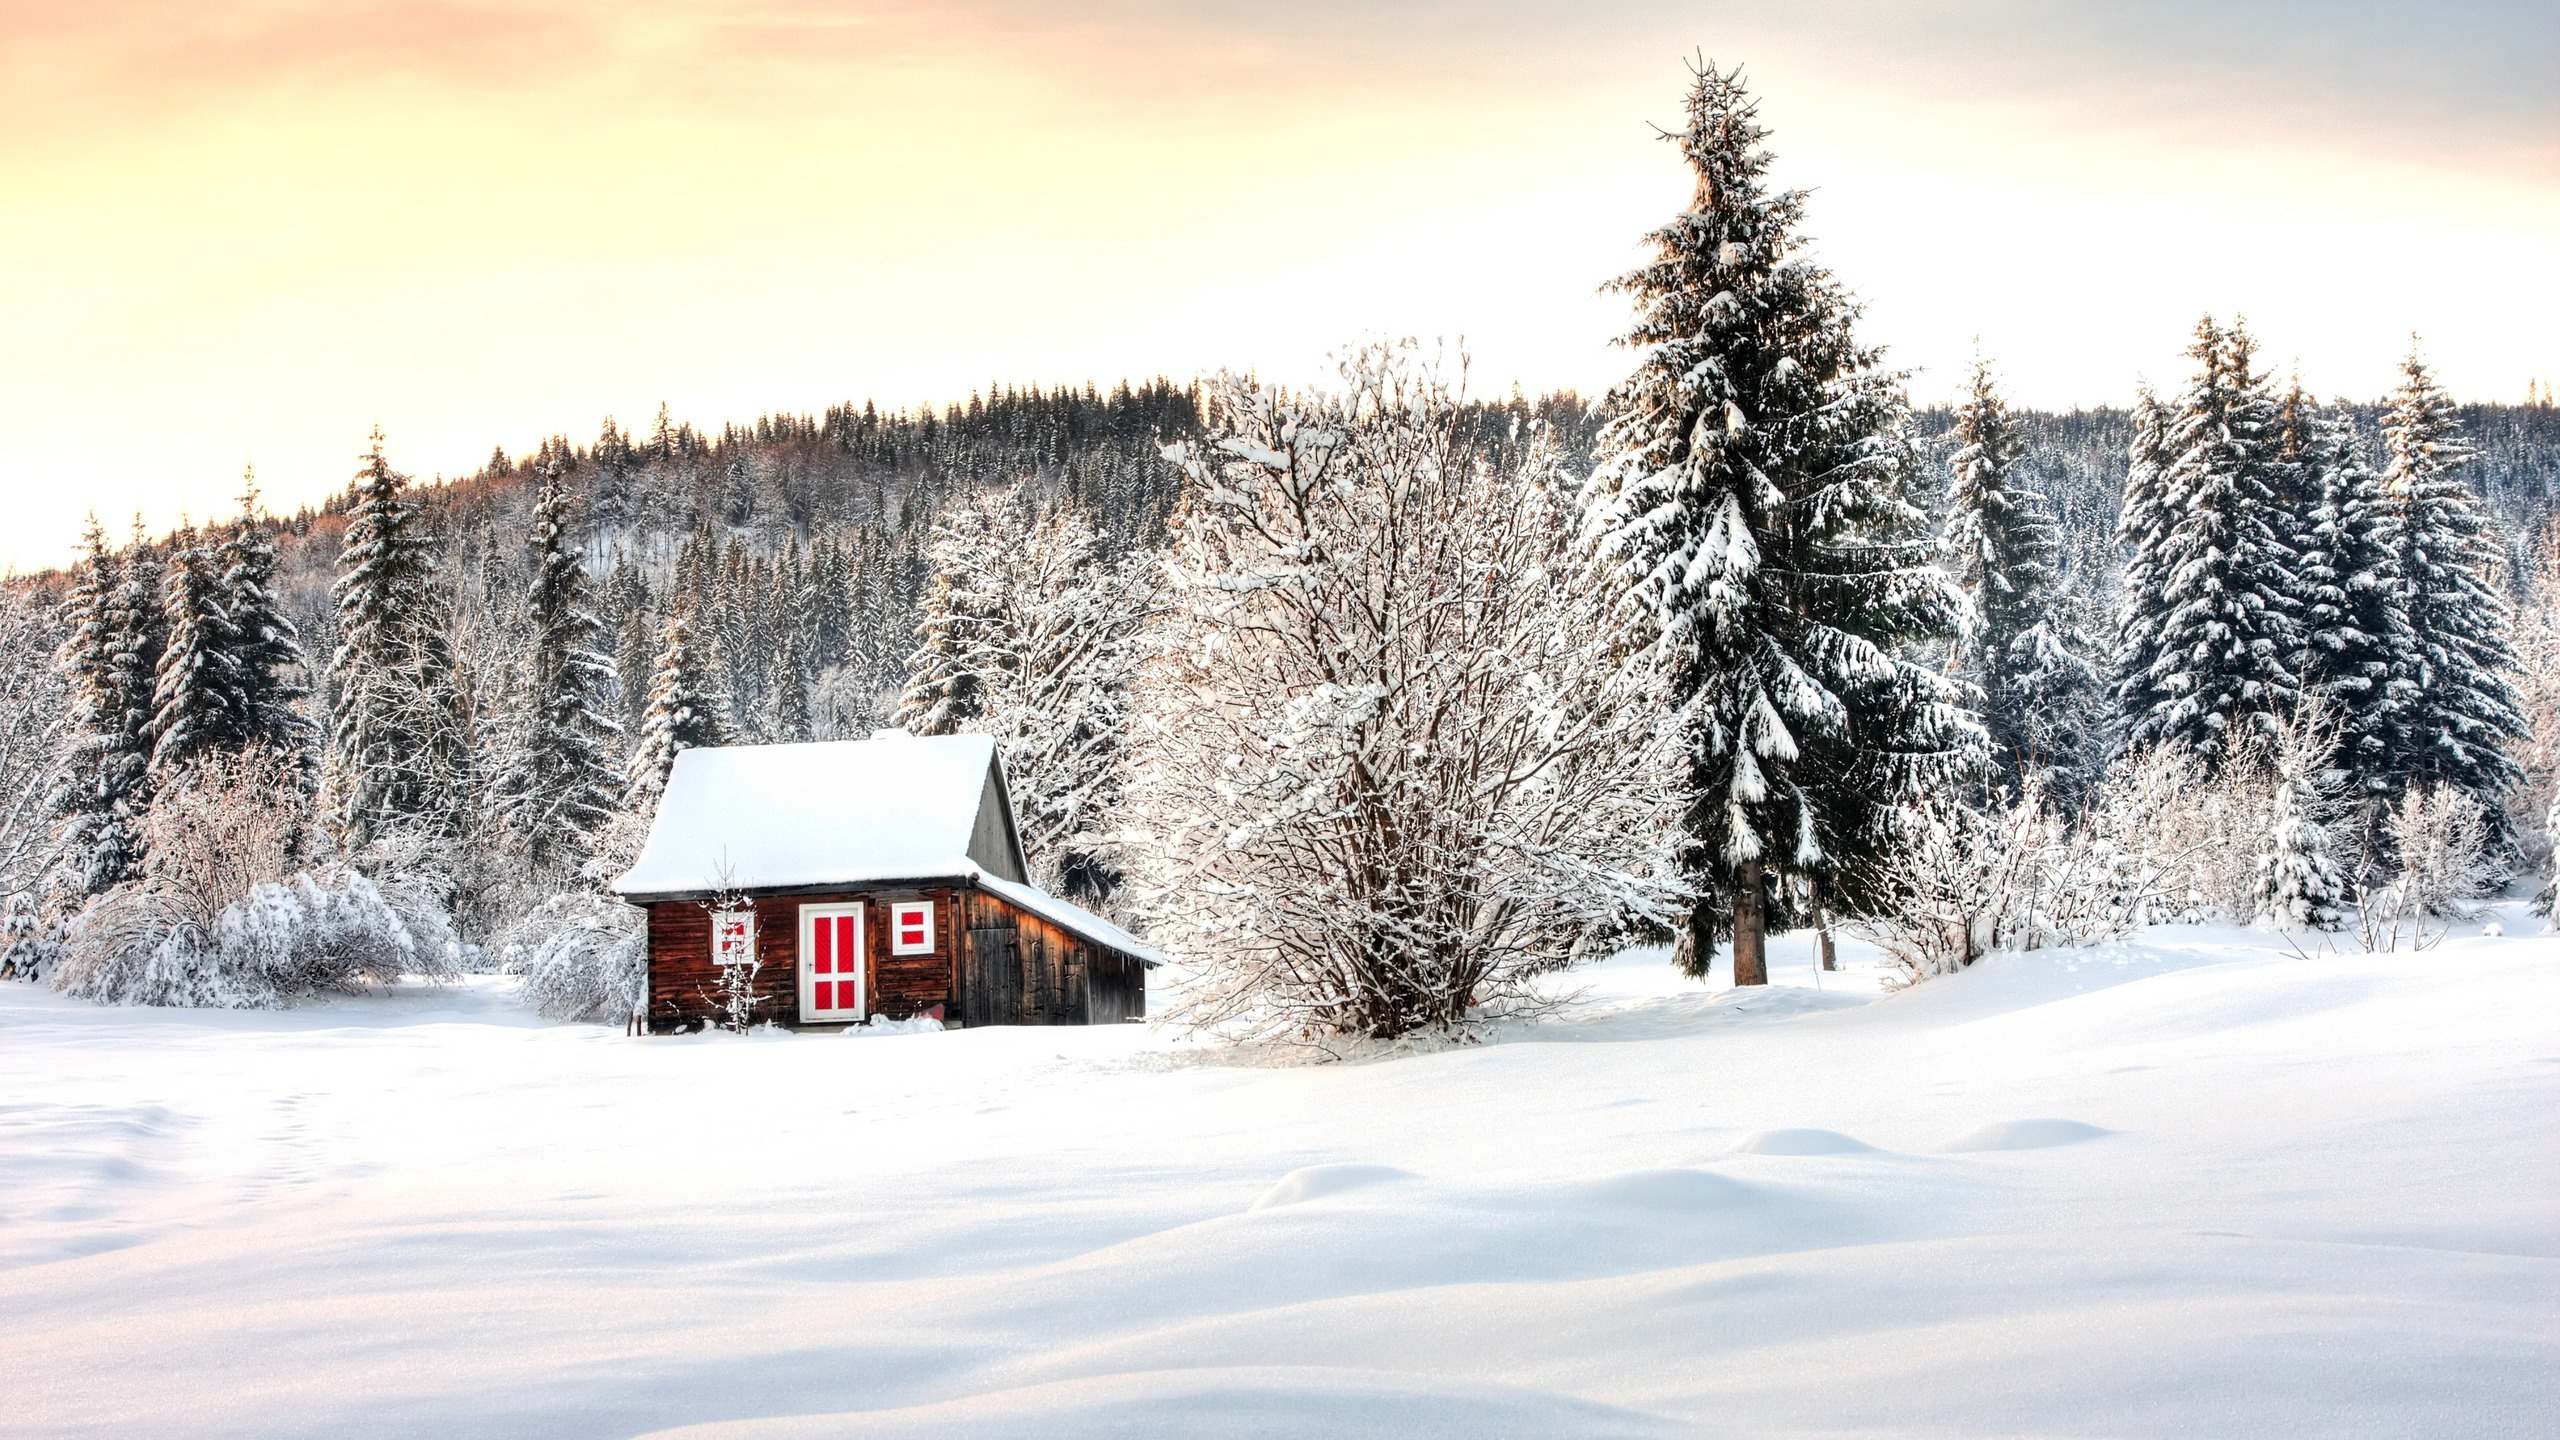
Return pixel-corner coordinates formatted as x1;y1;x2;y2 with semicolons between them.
890;900;934;955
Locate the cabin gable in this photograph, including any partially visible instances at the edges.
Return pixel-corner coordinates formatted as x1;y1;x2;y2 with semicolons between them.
967;763;1029;883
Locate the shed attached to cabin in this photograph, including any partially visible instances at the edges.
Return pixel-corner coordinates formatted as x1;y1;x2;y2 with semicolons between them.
611;732;1156;1032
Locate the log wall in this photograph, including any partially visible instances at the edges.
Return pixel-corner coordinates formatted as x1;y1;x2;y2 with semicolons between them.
642;884;1144;1031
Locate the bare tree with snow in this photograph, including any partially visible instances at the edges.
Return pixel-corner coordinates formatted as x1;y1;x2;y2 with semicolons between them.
1117;347;1691;1045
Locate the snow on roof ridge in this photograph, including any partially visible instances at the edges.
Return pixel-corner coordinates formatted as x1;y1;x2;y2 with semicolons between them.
613;734;1002;897
972;870;1163;967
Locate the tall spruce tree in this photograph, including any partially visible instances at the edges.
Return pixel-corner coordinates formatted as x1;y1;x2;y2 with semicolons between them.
623;607;728;810
2117;318;2302;769
494;464;624;875
218;470;314;765
2283;390;2407;806
51;521;157;899
328;431;470;851
1941;355;2082;788
1582;62;1980;985
2378;348;2526;824
767;624;812;744
148;526;248;774
2110;385;2178;752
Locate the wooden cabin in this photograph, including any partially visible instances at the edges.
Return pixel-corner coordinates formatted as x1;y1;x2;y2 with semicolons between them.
612;732;1157;1032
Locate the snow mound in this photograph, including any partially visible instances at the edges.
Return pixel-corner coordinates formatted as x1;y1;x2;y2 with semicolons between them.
1941;1118;2112;1152
1728;1127;1875;1155
1576;1168;1754;1210
842;1016;945;1038
630;1366;1687;1440
1247;1164;1416;1212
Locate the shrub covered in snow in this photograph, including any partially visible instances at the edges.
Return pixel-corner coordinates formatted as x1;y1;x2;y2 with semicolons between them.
499;891;646;1023
1120;348;1692;1043
47;754;460;1008
53;869;445;1008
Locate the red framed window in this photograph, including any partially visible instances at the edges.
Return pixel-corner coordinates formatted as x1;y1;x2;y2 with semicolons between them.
890;900;934;955
799;905;865;1022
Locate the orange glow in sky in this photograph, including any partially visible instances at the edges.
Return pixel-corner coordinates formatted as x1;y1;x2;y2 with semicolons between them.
2;1;2553;570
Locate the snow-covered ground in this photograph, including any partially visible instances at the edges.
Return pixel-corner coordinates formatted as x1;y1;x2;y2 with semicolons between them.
2;915;2553;1439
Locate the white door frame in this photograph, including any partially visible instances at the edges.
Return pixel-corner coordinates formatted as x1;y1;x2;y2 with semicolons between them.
798;903;868;1023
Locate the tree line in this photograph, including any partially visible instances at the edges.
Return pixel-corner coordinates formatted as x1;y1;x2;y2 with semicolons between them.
3;61;2554;1033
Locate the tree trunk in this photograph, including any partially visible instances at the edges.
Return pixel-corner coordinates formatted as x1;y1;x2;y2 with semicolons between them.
1670;898;1719;979
1733;859;1768;987
1813;894;1836;972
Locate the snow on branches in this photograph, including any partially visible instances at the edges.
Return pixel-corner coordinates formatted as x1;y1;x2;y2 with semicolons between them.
1118;346;1691;1044
896;486;1151;900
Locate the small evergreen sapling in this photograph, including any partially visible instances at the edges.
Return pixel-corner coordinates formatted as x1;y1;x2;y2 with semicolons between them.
2254;777;2345;932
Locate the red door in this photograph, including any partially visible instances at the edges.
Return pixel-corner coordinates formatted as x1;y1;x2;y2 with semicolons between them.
800;905;866;1022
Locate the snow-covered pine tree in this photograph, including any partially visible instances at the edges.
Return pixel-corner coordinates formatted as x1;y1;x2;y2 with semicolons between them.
217;470;314;766
767;623;812;744
1941;354;2087;789
2282;390;2407;812
494;464;623;876
623;607;727;811
2118;318;2302;770
2110;385;2178;751
148;526;248;775
327;431;472;852
895;501;1003;737
2377;348;2527;830
2254;776;2345;931
895;487;1150;899
1581;62;1980;984
50;520;158;901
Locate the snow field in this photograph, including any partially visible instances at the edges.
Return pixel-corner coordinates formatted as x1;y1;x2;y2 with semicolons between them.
0;917;2553;1438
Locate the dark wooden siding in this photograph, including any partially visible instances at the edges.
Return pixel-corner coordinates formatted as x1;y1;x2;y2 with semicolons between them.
643;884;1142;1032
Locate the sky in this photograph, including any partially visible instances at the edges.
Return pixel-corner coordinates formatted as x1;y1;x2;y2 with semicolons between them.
1;0;2553;571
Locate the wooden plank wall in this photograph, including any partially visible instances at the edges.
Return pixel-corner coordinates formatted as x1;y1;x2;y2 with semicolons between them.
645;890;959;1032
645;885;1144;1031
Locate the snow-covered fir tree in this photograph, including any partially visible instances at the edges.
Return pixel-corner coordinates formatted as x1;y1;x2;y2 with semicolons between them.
2281;387;2407;811
51;521;159;901
492;465;623;876
217;470;314;765
895;486;1151;899
623;607;727;811
327;432;472;851
1580;62;1980;983
767;624;812;744
2109;385;2178;750
2377;348;2526;828
148;527;248;775
2117;318;2302;770
2254;776;2344;931
1941;354;2092;789
895;504;1005;737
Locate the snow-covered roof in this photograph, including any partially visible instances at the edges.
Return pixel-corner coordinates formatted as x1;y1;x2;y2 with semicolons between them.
615;734;1017;898
977;873;1162;966
613;734;1157;964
